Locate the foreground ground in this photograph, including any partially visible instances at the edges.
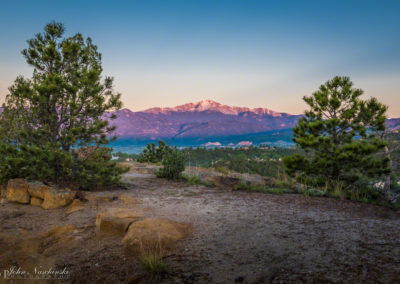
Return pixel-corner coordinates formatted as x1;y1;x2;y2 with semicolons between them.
0;165;399;283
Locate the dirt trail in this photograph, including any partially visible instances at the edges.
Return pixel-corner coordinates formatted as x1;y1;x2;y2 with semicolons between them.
0;170;399;283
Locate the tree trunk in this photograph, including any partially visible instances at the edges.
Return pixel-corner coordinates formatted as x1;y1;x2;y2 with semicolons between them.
383;145;395;203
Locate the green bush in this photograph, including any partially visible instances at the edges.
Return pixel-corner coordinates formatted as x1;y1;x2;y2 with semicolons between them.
156;148;185;180
182;174;202;186
138;141;171;163
0;143;128;189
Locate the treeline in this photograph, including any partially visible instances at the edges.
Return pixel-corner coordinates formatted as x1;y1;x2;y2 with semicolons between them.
181;146;300;178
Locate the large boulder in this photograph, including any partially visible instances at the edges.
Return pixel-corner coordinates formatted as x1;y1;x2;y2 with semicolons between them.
122;218;192;252
27;181;49;199
41;187;76;209
6;179;30;204
96;208;143;236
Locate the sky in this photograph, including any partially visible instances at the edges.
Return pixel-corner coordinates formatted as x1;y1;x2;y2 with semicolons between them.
0;0;399;117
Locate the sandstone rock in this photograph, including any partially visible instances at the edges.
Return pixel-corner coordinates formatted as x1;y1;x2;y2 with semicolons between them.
17;253;55;275
0;225;79;278
96;208;143;236
122;218;192;252
66;199;85;214
119;194;139;205
6;179;30;204
41;188;75;209
28;181;49;199
37;224;82;256
31;197;44;207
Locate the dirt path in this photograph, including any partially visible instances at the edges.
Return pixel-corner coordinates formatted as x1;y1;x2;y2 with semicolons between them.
1;172;399;283
125;175;400;283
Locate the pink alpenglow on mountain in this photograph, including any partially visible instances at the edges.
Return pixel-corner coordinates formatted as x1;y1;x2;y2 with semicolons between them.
237;141;253;146
107;100;303;139
201;142;222;147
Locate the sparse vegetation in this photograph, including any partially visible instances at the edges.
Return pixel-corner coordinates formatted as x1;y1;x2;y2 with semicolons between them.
156;148;185;180
233;182;292;195
182;174;203;186
138;238;167;280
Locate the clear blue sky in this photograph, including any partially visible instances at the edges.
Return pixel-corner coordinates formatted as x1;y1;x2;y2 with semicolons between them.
0;0;399;116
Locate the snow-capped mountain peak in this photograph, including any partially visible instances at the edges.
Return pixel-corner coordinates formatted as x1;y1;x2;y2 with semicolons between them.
143;100;285;116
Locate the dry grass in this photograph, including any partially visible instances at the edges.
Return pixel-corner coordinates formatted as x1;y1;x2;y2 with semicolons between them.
138;236;167;279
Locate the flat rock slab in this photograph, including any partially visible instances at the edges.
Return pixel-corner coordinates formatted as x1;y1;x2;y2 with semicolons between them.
96;208;144;236
66;199;86;214
0;224;82;274
122;217;192;252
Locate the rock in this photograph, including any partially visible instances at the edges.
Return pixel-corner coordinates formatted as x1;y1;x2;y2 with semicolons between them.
31;197;44;207
6;179;30;204
96;208;143;236
122;218;192;252
119;194;139;205
66;199;85;214
41;188;75;209
16;253;55;275
28;181;49;199
37;224;83;256
0;225;80;276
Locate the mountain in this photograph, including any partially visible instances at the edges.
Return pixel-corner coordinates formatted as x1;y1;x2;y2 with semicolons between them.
108;100;302;141
0;102;399;145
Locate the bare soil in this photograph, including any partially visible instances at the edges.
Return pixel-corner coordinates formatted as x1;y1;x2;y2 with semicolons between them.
0;169;399;283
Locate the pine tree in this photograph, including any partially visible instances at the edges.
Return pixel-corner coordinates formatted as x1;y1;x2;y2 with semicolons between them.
156;148;185;180
0;22;127;188
283;76;390;189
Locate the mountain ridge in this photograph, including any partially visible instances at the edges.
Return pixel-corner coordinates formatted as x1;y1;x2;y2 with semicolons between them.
0;101;399;141
142;99;288;117
108;100;302;139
